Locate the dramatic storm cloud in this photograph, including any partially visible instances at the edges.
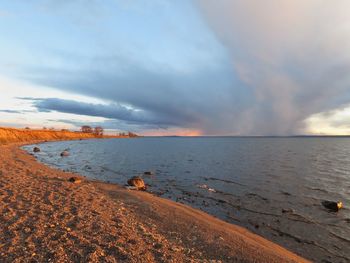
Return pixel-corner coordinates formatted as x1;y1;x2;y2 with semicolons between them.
197;0;350;134
1;1;350;135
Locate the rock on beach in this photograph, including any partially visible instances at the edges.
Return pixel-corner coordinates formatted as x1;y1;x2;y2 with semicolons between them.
68;177;82;184
127;176;146;190
33;147;40;153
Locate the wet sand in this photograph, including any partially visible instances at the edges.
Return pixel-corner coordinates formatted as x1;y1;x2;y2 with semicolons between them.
0;141;310;262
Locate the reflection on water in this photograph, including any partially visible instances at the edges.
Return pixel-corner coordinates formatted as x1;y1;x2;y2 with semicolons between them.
25;137;350;262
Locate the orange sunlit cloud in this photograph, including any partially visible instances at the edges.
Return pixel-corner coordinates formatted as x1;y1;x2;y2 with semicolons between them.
141;128;202;137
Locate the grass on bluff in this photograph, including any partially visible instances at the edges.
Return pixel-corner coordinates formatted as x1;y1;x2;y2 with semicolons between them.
0;127;96;144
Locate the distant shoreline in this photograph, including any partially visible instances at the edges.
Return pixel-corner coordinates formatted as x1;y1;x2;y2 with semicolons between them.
145;135;350;138
0;126;139;145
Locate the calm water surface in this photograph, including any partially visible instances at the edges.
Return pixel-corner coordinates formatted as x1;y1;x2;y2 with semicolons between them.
24;137;350;262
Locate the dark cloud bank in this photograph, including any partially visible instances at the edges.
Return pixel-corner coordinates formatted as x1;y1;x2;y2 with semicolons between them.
22;52;250;134
31;97;194;127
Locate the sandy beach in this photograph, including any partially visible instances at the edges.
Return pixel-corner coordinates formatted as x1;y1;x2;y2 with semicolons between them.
0;139;310;262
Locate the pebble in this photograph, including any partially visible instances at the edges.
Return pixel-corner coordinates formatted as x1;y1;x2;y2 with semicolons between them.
170;247;181;252
153;243;163;249
138;225;146;232
68;177;82;184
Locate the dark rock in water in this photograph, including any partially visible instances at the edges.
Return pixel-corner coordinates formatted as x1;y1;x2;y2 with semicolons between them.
322;201;343;212
281;191;291;196
127;176;146;190
33;147;40;153
84;165;92;170
68;177;82;184
282;208;295;214
60;151;70;157
143;171;154;176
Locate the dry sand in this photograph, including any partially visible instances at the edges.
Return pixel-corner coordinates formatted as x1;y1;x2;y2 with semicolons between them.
0;141;310;262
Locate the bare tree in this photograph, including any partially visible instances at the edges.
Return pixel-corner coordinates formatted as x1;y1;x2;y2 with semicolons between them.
93;126;104;136
128;131;137;137
81;125;93;133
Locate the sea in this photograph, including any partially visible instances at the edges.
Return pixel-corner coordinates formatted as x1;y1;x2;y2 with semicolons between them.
24;137;350;262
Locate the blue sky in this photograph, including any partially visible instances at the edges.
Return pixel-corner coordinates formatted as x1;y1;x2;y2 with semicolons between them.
1;0;350;135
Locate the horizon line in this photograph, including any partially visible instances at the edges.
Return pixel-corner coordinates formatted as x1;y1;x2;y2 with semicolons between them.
1;126;350;138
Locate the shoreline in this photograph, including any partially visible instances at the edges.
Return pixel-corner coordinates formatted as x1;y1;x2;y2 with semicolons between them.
0;140;310;262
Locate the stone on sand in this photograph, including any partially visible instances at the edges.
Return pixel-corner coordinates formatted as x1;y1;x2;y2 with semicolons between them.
68;177;82;184
127;176;146;190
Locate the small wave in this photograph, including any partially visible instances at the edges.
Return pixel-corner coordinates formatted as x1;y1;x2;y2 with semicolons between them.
197;184;216;192
245;192;269;202
305;186;329;193
99;166;123;175
284;212;317;224
201;176;246;186
329;231;350;244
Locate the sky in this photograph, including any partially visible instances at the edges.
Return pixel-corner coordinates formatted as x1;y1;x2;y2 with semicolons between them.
1;0;350;135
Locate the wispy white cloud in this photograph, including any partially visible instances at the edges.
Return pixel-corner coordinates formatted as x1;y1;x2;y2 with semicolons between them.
305;105;350;135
